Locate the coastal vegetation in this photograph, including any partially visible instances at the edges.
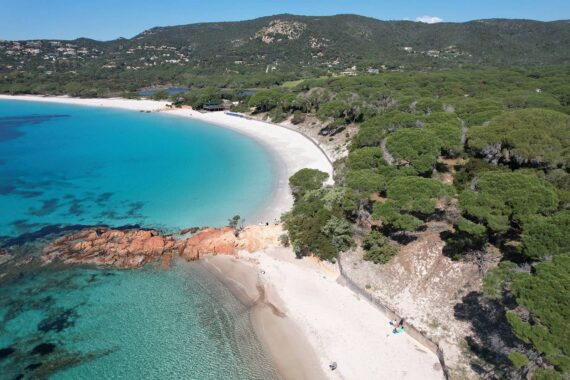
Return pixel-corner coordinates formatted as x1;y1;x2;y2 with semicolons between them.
279;65;570;378
283;172;358;261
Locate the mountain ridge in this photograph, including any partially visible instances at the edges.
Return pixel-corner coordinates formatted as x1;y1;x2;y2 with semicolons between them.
1;14;569;95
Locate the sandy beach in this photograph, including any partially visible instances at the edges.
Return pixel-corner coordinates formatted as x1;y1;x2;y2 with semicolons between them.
0;94;169;111
203;248;445;380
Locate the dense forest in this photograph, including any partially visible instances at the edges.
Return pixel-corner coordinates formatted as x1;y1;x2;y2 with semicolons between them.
247;66;570;379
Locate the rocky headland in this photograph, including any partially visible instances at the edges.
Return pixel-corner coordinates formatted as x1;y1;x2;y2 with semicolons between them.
1;224;283;271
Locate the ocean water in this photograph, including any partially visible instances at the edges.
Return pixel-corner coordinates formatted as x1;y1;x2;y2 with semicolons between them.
0;260;279;379
0;99;275;238
0;100;280;379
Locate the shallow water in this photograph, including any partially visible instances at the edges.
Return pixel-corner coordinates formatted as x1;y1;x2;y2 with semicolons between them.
0;100;274;238
0;100;280;379
0;261;279;379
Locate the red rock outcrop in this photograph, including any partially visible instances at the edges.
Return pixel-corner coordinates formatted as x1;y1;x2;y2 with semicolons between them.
42;227;179;269
39;224;282;269
176;224;282;260
177;227;238;260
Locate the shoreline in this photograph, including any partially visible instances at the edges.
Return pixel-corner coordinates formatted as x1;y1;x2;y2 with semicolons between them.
202;248;445;380
0;95;443;379
0;94;169;111
199;254;326;379
163;108;334;224
0;94;334;224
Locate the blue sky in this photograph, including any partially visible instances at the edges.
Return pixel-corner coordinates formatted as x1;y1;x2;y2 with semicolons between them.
2;0;569;41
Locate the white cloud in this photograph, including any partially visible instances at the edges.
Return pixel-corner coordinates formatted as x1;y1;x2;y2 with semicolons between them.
416;15;443;24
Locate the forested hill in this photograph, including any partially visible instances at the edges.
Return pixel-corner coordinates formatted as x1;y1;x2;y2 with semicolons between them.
1;15;569;95
129;15;570;67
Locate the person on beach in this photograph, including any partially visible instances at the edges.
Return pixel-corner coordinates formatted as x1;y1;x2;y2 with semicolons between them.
389;318;405;333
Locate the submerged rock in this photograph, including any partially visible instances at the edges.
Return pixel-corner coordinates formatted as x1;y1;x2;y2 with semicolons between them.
179;226;201;235
26;362;42;371
37;308;77;333
0;346;15;360
31;343;56;356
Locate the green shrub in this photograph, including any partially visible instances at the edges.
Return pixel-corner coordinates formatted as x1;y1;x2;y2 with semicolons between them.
532;368;564;380
425;122;463;156
508;351;529;369
372;202;423;231
291;110;306;125
521;212;570;260
468;109;570;168
230;102;250;113
283;187;353;261
268;107;287;123
289;168;329;200
345;169;388;195
317;100;351;121
363;230;399;264
386;176;450;214
482;261;517;299
346;147;387;170
279;233;290;247
459;172;559;233
508;256;570;372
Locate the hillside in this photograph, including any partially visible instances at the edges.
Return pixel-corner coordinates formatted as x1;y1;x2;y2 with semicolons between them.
1;14;569;95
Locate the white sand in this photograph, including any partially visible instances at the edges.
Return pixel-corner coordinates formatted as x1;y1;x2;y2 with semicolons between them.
0;94;169;111
0;95;334;223
246;247;445;380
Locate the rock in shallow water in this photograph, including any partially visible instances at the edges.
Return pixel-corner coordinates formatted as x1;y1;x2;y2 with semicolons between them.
31;343;56;356
26;362;42;371
27;224;283;269
0;346;15;360
37;308;77;333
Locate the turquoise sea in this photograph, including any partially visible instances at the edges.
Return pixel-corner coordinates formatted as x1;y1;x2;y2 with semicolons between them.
0;100;279;379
